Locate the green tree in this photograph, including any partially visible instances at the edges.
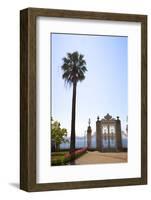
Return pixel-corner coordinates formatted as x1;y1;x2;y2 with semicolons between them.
61;51;87;153
51;119;68;151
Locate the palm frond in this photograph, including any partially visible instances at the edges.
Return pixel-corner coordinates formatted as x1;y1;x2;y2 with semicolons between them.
61;51;87;85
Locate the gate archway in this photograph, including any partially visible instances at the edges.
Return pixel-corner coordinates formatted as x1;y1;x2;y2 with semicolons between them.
96;113;122;152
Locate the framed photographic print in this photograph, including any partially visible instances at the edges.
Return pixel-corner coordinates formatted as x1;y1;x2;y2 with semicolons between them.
20;8;147;191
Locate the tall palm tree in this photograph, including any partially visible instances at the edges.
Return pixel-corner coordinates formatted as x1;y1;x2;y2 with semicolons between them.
61;51;87;153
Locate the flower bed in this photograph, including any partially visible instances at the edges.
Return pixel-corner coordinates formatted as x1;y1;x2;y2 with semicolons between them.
51;147;87;166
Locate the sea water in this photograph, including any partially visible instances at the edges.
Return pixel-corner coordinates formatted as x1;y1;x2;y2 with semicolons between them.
60;137;127;149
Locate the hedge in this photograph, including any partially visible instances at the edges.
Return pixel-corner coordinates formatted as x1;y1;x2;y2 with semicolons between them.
52;147;87;166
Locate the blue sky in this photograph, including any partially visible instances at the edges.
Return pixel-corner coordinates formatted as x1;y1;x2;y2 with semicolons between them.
51;33;128;137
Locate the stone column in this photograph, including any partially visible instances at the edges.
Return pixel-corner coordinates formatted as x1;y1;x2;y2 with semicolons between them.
96;116;102;151
100;121;103;151
107;123;110;150
86;118;92;150
115;116;122;151
87;125;92;149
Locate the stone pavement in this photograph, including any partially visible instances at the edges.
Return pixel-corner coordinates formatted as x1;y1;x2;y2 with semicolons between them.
75;151;127;165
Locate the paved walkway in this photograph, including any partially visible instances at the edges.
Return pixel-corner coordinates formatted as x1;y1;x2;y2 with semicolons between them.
75;151;127;165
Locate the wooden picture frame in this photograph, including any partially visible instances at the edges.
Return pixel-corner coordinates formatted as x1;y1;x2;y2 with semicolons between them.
20;7;147;192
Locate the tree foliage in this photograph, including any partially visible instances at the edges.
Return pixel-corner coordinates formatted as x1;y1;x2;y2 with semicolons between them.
61;51;87;85
51;118;68;150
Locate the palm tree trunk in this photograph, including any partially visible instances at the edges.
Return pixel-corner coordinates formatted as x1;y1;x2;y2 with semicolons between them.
70;81;77;153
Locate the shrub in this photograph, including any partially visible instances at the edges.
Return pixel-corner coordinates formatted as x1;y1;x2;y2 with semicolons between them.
51;148;87;166
51;158;63;166
63;147;87;164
